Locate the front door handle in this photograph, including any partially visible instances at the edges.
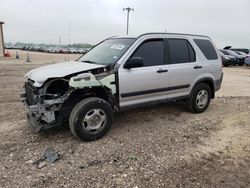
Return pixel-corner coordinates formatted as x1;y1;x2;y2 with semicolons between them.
157;68;168;73
193;65;202;69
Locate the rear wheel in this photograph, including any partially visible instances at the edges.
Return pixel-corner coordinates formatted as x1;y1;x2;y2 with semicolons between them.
187;83;211;113
69;97;113;141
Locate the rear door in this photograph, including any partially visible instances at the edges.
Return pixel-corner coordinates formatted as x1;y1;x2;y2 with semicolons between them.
167;38;203;99
118;38;169;107
193;38;222;81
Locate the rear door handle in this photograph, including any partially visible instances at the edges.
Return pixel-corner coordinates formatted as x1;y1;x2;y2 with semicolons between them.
157;68;168;73
193;65;202;69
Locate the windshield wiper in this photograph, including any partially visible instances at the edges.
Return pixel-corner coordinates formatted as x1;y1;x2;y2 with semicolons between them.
81;60;97;64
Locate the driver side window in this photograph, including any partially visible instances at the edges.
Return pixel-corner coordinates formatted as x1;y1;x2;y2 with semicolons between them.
132;39;164;67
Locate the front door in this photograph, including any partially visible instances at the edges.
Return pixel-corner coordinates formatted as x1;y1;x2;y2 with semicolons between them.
118;39;169;107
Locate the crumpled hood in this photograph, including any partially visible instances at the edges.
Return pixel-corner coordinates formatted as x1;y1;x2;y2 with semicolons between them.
25;61;105;87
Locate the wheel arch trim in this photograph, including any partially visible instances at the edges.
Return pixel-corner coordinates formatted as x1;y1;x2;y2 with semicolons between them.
190;77;215;99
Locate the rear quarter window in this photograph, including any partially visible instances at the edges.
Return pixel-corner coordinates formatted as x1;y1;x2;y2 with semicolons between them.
194;39;218;60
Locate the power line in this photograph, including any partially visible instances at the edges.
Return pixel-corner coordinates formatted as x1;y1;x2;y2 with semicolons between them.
123;7;134;35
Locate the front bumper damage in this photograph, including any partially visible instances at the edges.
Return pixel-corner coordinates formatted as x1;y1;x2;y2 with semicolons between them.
26;104;55;132
21;87;73;132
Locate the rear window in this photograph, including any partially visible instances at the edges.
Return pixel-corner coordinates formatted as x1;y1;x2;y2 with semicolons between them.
168;39;196;64
194;39;218;60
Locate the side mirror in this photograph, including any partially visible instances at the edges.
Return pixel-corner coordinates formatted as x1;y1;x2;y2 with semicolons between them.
124;57;144;69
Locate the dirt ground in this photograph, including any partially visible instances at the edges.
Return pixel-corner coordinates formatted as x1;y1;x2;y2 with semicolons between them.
0;50;249;188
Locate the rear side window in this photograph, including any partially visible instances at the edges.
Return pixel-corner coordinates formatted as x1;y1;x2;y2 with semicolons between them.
168;39;196;64
194;39;218;60
132;39;164;67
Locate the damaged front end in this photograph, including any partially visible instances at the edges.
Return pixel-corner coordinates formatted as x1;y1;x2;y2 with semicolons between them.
21;68;116;132
21;79;74;132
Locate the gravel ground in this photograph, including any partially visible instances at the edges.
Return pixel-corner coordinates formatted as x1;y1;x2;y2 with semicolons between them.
0;50;250;188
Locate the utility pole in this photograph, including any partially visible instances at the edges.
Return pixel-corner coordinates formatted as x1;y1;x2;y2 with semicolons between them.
68;23;71;45
59;36;61;47
123;7;134;35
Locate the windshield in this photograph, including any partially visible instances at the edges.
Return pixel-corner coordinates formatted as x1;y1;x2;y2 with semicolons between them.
78;38;135;65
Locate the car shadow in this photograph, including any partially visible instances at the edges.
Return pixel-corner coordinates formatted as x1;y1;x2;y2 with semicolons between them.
111;101;187;131
34;101;188;140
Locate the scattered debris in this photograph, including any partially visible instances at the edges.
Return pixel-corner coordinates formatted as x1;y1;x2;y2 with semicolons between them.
129;155;137;161
33;148;60;169
33;157;46;166
44;148;60;163
37;161;47;169
122;174;128;178
80;160;106;169
87;160;103;167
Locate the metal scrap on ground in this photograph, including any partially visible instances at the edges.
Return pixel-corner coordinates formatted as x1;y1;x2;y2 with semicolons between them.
33;148;60;168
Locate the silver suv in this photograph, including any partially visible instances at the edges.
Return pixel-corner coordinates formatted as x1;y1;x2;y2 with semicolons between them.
21;33;223;141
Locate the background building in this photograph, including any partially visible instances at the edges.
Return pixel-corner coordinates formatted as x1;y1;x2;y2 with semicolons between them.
0;21;4;57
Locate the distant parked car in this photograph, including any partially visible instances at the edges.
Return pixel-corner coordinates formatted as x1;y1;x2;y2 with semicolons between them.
235;51;249;58
59;48;68;54
231;48;250;55
219;51;236;67
47;47;59;53
68;48;78;54
222;48;245;66
220;50;241;66
244;55;250;66
77;48;88;54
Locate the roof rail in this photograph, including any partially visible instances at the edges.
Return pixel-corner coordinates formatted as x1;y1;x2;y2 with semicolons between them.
137;32;210;39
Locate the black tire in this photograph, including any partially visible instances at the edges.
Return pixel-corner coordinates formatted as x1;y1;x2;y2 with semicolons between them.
69;97;113;141
187;83;211;113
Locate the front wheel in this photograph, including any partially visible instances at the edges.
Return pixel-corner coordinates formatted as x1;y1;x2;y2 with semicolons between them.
187;83;211;113
69;97;113;141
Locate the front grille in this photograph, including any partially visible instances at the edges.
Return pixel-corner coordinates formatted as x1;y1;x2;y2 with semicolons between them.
25;81;37;105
